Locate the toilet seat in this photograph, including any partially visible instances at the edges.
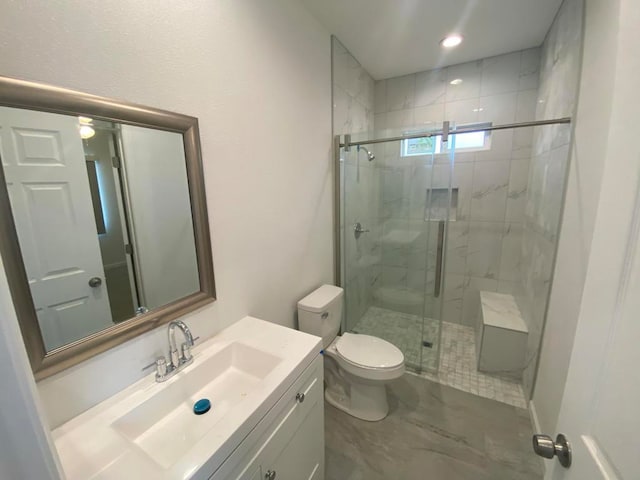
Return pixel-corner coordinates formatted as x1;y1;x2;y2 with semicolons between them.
336;333;404;369
326;333;405;382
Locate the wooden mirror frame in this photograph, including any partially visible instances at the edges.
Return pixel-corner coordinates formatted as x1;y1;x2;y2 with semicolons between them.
0;75;216;379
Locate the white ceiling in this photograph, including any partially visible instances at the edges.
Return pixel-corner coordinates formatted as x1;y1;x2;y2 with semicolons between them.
301;0;563;79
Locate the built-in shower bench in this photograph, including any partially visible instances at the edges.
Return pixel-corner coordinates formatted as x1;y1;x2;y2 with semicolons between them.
475;291;528;379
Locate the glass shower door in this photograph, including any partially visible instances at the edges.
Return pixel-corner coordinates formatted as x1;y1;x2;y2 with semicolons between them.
419;128;456;372
341;123;454;373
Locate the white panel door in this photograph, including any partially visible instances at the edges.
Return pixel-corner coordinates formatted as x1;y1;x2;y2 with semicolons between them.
546;2;639;477
0;107;112;351
549;162;640;480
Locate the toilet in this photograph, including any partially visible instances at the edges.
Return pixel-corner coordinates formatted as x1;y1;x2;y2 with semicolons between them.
298;284;405;421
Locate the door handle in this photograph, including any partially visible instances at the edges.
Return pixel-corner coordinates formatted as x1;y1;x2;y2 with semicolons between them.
532;433;571;468
434;220;445;298
88;277;102;288
353;222;370;239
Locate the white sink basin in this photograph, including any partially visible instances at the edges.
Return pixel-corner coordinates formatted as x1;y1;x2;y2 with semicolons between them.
52;317;322;480
112;342;281;469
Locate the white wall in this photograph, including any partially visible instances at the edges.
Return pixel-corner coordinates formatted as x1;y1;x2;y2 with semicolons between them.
533;0;616;434
0;257;62;479
0;0;332;429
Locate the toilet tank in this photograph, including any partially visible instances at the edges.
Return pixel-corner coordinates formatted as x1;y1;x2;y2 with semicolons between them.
297;285;343;348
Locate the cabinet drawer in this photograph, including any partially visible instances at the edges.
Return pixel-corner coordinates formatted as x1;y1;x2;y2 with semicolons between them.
261;389;324;480
209;355;323;480
260;364;322;466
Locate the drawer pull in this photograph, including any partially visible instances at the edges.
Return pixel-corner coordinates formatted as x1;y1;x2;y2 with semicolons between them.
265;470;276;480
295;392;305;403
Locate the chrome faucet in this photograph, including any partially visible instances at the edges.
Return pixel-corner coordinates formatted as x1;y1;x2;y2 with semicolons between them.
168;320;195;368
143;320;199;382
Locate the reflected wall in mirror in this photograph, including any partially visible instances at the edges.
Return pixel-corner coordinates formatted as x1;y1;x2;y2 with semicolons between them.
0;76;215;378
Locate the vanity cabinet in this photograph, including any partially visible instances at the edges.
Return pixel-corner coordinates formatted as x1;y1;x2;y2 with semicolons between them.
209;355;324;480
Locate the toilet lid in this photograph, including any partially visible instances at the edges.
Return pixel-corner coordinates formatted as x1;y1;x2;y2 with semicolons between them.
336;333;404;369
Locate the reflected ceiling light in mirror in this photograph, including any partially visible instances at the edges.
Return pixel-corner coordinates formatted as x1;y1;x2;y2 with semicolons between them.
79;125;95;139
440;34;463;48
78;116;95;139
450;78;463;85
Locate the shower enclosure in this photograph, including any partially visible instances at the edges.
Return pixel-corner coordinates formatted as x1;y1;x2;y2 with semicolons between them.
338;122;456;373
336;118;572;385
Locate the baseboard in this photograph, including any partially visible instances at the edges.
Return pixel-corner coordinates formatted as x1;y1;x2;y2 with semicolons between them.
529;399;547;477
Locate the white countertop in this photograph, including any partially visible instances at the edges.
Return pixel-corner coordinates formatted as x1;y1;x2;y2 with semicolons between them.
52;317;322;480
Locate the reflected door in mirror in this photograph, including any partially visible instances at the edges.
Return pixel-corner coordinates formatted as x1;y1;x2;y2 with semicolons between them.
0;107;113;350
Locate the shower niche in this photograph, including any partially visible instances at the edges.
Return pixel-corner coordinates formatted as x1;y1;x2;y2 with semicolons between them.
426;187;458;222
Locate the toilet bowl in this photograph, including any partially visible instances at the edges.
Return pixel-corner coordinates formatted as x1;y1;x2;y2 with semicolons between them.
297;285;405;421
323;332;404;420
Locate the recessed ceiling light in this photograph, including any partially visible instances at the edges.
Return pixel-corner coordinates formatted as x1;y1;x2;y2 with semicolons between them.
450;78;463;85
441;34;463;48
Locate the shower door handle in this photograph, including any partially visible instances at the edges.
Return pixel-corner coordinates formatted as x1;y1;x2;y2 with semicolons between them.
354;222;370;239
434;220;445;298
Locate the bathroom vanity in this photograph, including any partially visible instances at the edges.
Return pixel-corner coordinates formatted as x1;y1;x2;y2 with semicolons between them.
52;317;324;480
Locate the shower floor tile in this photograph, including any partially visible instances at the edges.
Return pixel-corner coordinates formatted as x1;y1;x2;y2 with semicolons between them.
352;306;526;409
420;321;527;409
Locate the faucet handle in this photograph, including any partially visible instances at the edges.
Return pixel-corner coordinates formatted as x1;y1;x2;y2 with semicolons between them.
181;337;200;362
142;357;162;371
182;342;192;361
142;357;168;379
169;348;180;369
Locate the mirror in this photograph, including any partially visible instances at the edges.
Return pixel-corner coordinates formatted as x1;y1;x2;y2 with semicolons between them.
0;76;215;378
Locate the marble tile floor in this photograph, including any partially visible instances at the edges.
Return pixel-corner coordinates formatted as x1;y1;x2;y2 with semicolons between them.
325;374;543;480
352;306;527;409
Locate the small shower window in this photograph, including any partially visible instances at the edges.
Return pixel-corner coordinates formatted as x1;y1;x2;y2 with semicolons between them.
402;135;439;156
401;122;492;157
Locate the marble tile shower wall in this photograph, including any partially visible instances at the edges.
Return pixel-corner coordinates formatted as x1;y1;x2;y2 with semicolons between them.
373;48;541;327
518;0;584;398
332;37;377;328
